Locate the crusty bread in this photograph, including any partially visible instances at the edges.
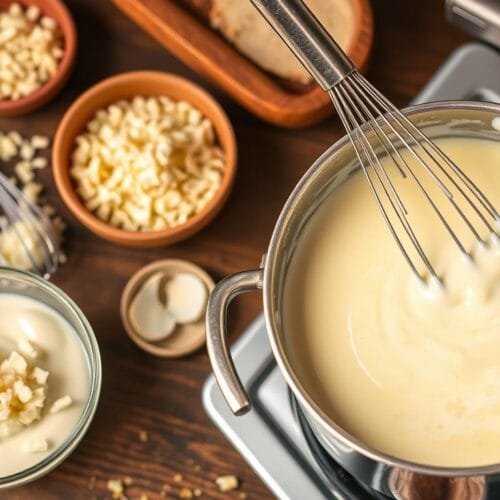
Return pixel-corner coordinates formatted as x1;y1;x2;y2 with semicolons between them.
209;0;354;84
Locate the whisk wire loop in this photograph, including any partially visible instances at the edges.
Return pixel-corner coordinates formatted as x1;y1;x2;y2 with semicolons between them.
329;72;499;283
0;172;59;278
351;73;498;232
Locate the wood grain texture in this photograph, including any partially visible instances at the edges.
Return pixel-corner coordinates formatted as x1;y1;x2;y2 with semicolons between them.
110;0;373;127
1;0;469;498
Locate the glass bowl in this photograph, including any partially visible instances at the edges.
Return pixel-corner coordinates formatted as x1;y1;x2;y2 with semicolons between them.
0;267;101;488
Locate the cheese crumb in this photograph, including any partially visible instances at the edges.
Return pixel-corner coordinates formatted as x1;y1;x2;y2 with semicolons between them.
215;475;239;492
49;395;72;414
18;338;38;359
31;367;49;388
180;487;193;499
0;347;49;436
22;437;49;453
107;479;124;499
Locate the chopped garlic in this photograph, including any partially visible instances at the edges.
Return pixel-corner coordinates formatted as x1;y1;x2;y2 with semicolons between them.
49;395;72;414
70;96;226;231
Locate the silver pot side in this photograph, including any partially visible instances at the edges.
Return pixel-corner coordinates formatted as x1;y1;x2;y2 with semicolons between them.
206;101;500;499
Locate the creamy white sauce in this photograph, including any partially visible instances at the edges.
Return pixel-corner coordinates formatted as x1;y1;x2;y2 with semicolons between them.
0;294;88;477
285;137;500;467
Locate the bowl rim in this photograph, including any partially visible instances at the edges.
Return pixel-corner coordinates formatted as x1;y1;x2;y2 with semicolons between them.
264;100;500;477
52;70;237;246
0;0;77;115
0;266;102;489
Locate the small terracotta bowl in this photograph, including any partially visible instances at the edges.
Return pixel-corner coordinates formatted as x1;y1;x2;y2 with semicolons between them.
121;259;215;357
52;71;237;247
0;0;76;116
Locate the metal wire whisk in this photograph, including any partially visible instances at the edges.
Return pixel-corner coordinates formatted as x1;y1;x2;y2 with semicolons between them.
252;0;499;284
0;171;59;278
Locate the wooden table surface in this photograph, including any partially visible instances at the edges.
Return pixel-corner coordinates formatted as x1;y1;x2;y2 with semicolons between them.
3;1;469;498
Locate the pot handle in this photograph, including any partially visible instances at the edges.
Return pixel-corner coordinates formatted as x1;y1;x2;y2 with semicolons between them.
206;269;264;415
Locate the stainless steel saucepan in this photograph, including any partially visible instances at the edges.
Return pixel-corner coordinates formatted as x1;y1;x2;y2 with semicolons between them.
206;102;500;499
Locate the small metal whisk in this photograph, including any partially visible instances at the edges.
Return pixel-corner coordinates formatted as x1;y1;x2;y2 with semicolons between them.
252;0;499;284
0;171;59;278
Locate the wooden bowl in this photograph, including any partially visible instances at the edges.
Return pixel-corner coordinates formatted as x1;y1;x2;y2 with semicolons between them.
52;71;237;247
0;0;77;117
120;259;215;357
112;0;373;127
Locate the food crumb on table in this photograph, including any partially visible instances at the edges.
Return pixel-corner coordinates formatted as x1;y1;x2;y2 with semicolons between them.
138;430;148;442
107;478;124;499
179;486;194;499
215;474;240;492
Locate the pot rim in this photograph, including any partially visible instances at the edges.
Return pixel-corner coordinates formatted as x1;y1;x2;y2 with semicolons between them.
263;100;500;477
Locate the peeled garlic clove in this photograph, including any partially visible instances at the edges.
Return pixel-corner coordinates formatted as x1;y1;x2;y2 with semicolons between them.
166;273;207;324
129;272;176;341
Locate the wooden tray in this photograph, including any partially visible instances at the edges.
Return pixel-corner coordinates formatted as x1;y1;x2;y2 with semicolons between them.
111;0;373;127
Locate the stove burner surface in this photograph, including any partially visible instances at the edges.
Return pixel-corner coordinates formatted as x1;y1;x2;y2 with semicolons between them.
290;394;392;500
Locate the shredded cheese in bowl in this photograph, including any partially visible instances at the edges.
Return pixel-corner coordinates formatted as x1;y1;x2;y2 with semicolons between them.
70;96;226;232
0;3;64;101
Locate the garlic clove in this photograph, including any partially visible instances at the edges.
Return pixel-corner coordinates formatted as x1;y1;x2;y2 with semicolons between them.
129;272;177;341
166;273;207;324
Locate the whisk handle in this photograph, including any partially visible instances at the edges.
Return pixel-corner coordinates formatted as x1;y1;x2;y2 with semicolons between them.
251;0;355;90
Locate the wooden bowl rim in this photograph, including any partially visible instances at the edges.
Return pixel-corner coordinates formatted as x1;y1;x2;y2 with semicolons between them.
120;259;215;357
52;70;237;247
0;0;77;116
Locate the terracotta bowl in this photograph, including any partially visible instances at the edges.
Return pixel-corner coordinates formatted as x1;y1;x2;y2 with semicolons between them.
120;259;215;357
0;0;77;116
52;71;237;247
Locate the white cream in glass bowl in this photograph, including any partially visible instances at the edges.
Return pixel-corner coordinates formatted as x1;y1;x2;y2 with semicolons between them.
0;268;101;488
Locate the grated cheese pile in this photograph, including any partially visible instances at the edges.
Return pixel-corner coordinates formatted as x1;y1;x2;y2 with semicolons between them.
0;340;73;453
0;3;64;101
70;96;226;232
